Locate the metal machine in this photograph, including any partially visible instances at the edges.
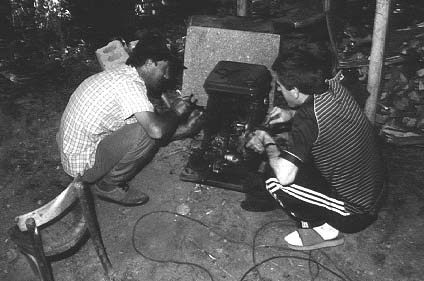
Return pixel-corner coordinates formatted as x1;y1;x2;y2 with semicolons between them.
180;60;273;193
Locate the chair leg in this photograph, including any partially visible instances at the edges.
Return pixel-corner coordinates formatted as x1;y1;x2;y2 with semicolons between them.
25;218;55;281
75;181;114;279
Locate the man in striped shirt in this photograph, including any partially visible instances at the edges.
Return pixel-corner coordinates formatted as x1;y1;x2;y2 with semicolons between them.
57;30;203;206
246;49;385;250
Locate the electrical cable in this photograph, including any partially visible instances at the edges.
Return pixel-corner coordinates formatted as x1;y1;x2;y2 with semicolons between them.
251;219;294;277
308;250;320;281
239;255;350;281
131;210;354;281
317;249;355;281
131;211;215;281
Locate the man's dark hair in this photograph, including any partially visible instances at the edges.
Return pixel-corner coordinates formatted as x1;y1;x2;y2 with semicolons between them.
126;30;177;67
272;49;332;95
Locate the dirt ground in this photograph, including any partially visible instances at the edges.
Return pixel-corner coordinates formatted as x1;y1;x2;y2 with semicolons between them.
1;1;424;281
2;126;424;281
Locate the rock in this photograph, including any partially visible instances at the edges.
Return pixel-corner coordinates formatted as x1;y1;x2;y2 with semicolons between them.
418;79;424;91
393;96;409;111
408;91;420;102
416;105;424;115
375;114;390;124
176;203;190;215
6;249;18;262
402;117;417;128
417;117;424;129
399;72;409;88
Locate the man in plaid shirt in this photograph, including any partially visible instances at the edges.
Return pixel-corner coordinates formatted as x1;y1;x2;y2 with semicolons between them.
57;31;203;206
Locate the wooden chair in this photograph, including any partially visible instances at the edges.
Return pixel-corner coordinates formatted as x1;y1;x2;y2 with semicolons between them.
8;178;115;281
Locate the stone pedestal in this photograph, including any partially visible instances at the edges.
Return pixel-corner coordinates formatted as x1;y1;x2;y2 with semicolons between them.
182;15;280;106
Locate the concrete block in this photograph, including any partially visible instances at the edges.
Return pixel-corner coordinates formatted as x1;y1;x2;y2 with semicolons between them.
182;15;280;106
96;40;129;70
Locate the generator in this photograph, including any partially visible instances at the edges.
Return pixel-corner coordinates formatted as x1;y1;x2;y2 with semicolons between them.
180;61;274;194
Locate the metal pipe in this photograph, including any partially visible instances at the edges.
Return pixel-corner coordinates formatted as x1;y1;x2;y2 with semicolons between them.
25;218;54;281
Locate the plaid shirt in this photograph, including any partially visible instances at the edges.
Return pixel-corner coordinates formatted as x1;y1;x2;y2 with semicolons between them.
57;65;154;177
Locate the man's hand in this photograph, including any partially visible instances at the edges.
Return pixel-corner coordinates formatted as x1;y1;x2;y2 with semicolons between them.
245;130;275;151
171;109;205;140
245;130;279;159
171;98;192;119
265;107;295;125
168;94;200;121
246;130;269;153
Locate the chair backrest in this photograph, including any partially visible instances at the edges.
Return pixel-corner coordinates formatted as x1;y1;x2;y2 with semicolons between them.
12;178;88;256
15;179;83;231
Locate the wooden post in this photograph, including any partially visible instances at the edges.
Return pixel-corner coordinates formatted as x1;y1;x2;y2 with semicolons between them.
365;0;391;124
237;0;249;16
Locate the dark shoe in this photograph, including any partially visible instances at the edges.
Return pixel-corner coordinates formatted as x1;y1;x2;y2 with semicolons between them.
92;183;149;207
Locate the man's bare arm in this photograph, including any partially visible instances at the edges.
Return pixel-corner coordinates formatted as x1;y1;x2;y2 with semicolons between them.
134;111;180;140
246;130;299;185
266;106;296;125
269;157;298;186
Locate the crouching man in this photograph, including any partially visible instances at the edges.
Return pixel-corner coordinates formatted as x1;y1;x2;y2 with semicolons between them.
57;30;203;206
246;49;385;250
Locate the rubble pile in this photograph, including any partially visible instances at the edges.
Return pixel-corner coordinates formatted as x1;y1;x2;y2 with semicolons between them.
377;35;424;145
332;0;424;146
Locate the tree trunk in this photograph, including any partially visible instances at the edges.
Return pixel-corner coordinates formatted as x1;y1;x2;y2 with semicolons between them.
365;0;392;124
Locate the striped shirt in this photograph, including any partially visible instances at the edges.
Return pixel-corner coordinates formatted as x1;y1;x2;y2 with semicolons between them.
279;77;384;214
57;64;154;177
